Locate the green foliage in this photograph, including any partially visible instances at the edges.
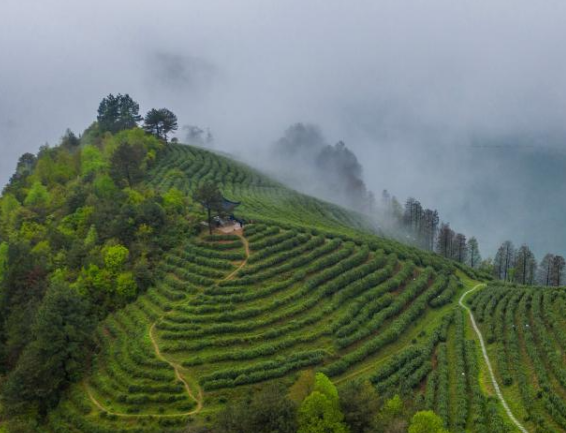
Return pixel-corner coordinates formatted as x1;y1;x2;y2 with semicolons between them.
0;242;8;285
383;394;404;419
216;383;297;433
23;181;50;208
81;145;108;176
116;271;137;300
110;142;146;188
143;108;178;142
93;174;118;199
314;372;339;403
163;187;186;213
97;93;142;133
103;244;129;273
2;282;94;415
408;411;449;433
0;194;21;234
298;390;349;433
339;380;380;433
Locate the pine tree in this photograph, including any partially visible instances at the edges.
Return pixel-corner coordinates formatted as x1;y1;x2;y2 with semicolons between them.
97;94;142;133
143;108;178;142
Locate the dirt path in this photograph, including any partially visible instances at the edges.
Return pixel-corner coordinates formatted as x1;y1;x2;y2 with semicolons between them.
222;231;249;281
85;382;201;418
460;284;529;433
149;322;203;411
87;232;251;418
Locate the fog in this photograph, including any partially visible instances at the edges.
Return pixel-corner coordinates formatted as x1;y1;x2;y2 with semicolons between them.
2;0;566;258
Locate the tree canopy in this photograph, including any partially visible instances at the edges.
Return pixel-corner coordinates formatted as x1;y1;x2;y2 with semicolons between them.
143;108;178;142
97;93;142;133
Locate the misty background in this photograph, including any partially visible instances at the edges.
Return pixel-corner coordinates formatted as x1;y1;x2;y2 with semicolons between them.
2;0;566;258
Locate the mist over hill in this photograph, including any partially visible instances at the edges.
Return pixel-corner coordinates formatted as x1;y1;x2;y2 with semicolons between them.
4;1;566;260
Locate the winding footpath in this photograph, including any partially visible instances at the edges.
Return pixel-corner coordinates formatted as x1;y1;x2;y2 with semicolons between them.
459;284;529;433
86;231;250;418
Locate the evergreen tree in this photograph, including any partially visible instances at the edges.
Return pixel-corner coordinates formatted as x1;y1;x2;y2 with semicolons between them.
143;108;178;142
97;94;142;133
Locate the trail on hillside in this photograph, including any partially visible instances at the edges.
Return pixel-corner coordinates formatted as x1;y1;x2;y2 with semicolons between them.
87;231;250;418
222;230;249;281
459;284;529;433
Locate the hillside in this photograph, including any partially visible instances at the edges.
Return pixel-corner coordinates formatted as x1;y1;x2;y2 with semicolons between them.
33;143;520;433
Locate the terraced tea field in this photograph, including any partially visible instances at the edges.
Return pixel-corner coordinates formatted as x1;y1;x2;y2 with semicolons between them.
469;284;566;433
45;144;515;433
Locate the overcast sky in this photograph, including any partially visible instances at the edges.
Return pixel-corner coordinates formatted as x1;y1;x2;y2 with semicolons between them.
2;0;566;257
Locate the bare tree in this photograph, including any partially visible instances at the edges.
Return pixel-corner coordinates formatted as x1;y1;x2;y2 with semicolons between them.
514;245;537;285
537;253;555;286
551;255;566;286
436;223;454;259
453;233;467;263
493;241;515;281
420;209;439;251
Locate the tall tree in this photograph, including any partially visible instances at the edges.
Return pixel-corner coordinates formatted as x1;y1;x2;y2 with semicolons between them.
403;198;423;235
143;108;178;142
467;237;482;269
452;233;467;263
421;209;439;251
109;142;145;188
436;223;454;259
537;253;555;286
193;182;223;235
514;245;537;285
551;255;566;286
97;94;142;133
493;241;515;281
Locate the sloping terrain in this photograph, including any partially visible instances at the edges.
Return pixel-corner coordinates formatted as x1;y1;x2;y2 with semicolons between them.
469;284;566;433
45;144;511;433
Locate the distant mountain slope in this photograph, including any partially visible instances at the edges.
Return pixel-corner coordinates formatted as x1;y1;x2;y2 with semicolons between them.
43;144;514;433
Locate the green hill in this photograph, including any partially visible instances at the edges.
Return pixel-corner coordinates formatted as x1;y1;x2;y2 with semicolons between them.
26;142;518;433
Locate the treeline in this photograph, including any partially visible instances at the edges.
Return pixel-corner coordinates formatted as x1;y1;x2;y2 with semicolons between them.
273;123;486;270
190;372;449;433
489;240;565;286
380;193;484;270
0;94;194;427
